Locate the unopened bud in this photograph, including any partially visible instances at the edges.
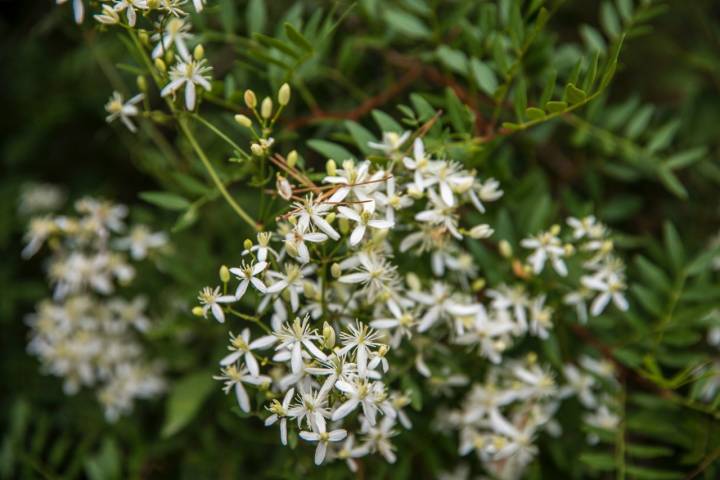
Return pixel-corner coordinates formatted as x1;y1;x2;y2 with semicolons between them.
244;89;257;109
527;351;538;364
322;322;336;349
243;238;253;251
278;83;291;106
330;262;342;278
234;114;252;127
472;278;486;291
339;217;350;234
498;240;513;258
550;224;561;236
325;212;336;224
251;143;264;156
138;30;149;46
192;306;204;317
261;97;273;119
287;150;298;168
164;49;174;65
564;243;575;256
285;239;299;258
303;281;316;298
136;76;147;92
220;265;230;283
326;160;337;177
193;44;205;60
469;224;494;239
154;58;166;73
406;272;421;291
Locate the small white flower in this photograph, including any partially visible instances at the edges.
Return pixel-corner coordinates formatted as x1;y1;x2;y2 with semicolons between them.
104;92;144;133
338;320;381;376
229;261;268;299
214;365;270;413
292;196;340;241
468;178;503;213
299;425;347;465
151;18;193;59
265;388;295;445
285;225;327;264
368;131;410;157
521;229;568;276
275;315;327;374
115;225;167;259
220;328;277;377
197;286;236;323
338;201;394;246
112;0;148;26
161;58;212;110
581;273;628;316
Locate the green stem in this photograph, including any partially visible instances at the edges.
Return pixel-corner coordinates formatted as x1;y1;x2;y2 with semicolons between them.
190;113;250;158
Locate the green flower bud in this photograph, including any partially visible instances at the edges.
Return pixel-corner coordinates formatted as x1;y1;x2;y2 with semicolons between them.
192;306;204;317
243;238;253;250
193;44;205;60
136;76;147;92
251;143;264;156
278;83;291;106
234;114;252;127
498;240;513;258
287;150;298;168
326;159;337;176
330;262;342;278
154;58;166;73
220;265;230;283
261;97;273;119
322;322;336;349
244;89;257;109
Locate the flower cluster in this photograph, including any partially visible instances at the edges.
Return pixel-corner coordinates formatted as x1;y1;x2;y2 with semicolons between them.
23;197;167;420
441;353;620;479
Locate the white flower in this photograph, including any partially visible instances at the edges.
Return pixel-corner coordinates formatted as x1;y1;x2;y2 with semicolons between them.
115;224;167;259
361;416;398;463
275;315;328;374
581;273;628;316
338;320;381;376
373;176;412;224
528;296;553;339
229;261;268;299
426;161;474;207
288;387;331;433
560;364;597;408
242;232;277;262
57;0;84;23
323;160;382;203
415;189;462;239
521;229;568;276
488;410;538;466
220;328;277;377
192;0;206;12
368;131;410;156
370;302;416;348
468;178;503;213
332;378;384;425
337;201;394;246
567;216;606;240
266;263;310;312
403;138;435;192
214;365;270;413
197;286;236;323
112;0;148;26
161;58;212;110
338;252;399;301
94;4;120;24
299;425;347;465
151;18;192;59
285;225;327;264
335;435;369;472
265;387;295;445
292;196;340;240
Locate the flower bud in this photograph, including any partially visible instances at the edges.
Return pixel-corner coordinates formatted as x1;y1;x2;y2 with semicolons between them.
154;58;166;73
219;265;230;283
261;97;273;119
564;243;575;256
303;281;316;298
244;89;257;109
469;224;494;239
325;159;337;176
278;83;291;106
285;239;299;258
276;175;292;200
406;272;421;291
136;75;147;92
164;49;174;65
339;217;350;234
251;143;264;156
192;306;204;317
498;240;513;258
527;351;538;365
234;114;252;127
138;30;150;46
325;212;336;224
322;322;335;349
472;278;486;291
193;44;205;60
243;238;253;251
287;150;298;168
550;224;561;236
330;262;342;278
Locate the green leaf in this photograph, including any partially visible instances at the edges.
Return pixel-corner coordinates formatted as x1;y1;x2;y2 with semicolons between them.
84;438;120;480
161;372;215;438
663;221;685;272
219;0;236;35
564;83;587;104
246;0;266;35
579;451;615;471
345;120;376;155
284;22;313;52
525;107;545;121
546;100;568;113
634;256;671;292
139;191;191;211
580;24;607;53
624;466;683;480
600;2;622;38
625;104;654;139
436;46;467;75
469;58;498;95
658;167;688;199
307;139;355;161
410;93;436;120
254;33;300;58
372;110;403;133
664;147;707;170
445;87;470;133
384;9;431;38
646;119;681;153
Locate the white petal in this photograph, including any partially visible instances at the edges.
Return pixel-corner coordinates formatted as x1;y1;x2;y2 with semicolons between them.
235;383;250;412
185;81;196;110
220;351;242;366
